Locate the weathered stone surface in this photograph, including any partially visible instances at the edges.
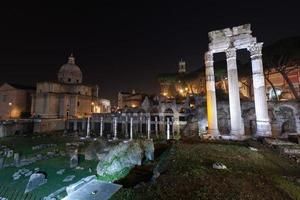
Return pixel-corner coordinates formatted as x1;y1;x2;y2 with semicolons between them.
66;175;95;194
0;157;4;169
13;153;20;167
96;141;143;182
140;139;154;161
282;148;300;155
63;175;75;182
56;169;65;175
70;149;78;168
63;177;122;200
212;162;227;170
25;172;47;193
24;171;33;177
84;140;107;161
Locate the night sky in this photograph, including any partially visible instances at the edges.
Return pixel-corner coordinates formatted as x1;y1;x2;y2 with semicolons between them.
0;1;299;104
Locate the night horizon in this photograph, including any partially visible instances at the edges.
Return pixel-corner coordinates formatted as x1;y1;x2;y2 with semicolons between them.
0;1;300;103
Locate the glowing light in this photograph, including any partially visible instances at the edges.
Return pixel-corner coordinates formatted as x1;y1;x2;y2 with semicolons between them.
163;92;168;96
8;102;12;106
131;104;137;108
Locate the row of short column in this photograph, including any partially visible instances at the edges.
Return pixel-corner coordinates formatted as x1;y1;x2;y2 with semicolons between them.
205;42;271;138
84;116;173;140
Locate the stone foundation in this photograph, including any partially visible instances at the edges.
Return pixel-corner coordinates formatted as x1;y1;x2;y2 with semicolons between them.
33;118;65;133
209;101;300;137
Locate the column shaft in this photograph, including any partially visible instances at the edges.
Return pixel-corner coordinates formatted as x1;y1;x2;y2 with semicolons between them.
226;48;244;136
130;117;133;140
205;51;219;136
249;43;271;137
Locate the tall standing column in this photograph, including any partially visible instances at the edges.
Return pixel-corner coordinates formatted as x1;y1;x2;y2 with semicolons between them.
205;51;219;137
155;116;158;137
86;117;90;138
139;116;143;134
130;117;133;140
113;117;118;140
166;117;170;140
226;48;244;136
147;117;151;139
125;115;128;138
248;43;271;137
100;116;103;137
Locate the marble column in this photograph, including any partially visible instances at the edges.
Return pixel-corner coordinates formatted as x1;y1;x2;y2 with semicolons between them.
155;116;158;137
130;117;133;140
140;116;143;135
113;117;118;140
125;115;128;138
248;43;272;137
100;117;103;137
166;117;170;140
86;117;90;138
226;48;244;136
147;117;151;139
205;51;219;137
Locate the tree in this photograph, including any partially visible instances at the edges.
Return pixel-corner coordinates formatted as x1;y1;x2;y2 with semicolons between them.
263;37;300;100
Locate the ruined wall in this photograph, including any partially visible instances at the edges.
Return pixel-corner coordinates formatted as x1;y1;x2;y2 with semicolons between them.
212;101;300;136
33;118;65;133
0;120;34;137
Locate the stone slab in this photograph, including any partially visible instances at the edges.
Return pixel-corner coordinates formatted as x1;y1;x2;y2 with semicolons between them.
62;180;122;200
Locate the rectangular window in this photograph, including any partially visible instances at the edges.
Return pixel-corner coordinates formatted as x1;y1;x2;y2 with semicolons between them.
77;101;80;107
3;95;7;102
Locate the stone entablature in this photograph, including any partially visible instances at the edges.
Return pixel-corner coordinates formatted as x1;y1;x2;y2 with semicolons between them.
208;24;257;53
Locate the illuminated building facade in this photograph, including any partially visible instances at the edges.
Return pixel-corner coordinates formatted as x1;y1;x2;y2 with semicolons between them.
117;90;150;109
0;83;35;119
157;61;206;101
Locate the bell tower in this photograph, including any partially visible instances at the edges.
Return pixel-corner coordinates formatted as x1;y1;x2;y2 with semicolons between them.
178;59;186;73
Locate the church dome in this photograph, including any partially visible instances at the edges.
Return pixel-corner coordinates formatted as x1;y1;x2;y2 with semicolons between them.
58;54;83;84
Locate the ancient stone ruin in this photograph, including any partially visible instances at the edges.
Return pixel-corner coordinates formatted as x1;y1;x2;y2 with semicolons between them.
205;24;271;139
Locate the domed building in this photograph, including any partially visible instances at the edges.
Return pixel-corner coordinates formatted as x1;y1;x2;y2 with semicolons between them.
57;54;83;84
31;54;111;132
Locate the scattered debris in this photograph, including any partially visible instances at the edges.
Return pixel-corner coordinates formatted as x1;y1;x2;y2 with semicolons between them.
249;147;258;151
212;162;227;170
56;169;66;175
25;172;47;193
63;175;75;182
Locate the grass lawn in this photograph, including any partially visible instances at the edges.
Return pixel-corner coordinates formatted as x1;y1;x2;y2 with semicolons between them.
111;138;300;200
0;133;98;199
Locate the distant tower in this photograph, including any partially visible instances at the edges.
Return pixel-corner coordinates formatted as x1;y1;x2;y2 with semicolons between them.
178;59;186;73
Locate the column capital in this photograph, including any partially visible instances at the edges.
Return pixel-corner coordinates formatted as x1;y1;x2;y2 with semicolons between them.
248;42;263;59
204;51;214;66
225;48;237;60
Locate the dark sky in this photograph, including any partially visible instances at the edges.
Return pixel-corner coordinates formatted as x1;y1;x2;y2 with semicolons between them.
0;1;299;104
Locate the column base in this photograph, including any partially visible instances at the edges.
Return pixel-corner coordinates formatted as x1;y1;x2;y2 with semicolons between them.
255;120;272;137
230;129;245;136
221;135;250;141
207;129;220;138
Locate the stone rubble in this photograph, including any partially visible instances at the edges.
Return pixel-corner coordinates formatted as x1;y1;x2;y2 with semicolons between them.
63;175;76;182
25;172;47;193
56;169;66;175
212;162;227;170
